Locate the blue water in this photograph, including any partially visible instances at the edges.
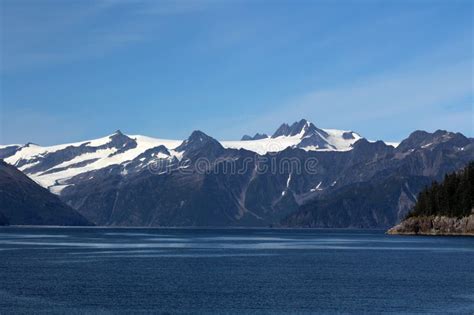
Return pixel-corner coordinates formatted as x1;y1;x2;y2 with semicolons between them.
0;228;472;314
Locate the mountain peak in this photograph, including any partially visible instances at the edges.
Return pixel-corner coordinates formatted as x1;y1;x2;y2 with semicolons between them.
176;130;224;154
241;133;268;141
289;119;310;136
108;130;135;145
272;119;310;138
272;123;291;138
272;119;328;139
187;130;214;143
107;130;137;156
397;130;469;152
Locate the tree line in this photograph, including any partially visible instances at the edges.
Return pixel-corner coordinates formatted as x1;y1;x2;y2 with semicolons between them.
408;161;474;218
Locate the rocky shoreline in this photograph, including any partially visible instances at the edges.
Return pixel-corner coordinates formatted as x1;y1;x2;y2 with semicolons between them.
387;214;474;236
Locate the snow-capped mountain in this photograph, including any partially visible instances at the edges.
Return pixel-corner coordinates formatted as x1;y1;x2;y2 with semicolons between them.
1;119;472;229
0;119;364;192
224;119;364;154
1;131;182;192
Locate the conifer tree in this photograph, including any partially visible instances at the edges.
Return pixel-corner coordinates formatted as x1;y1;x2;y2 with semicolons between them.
407;162;473;218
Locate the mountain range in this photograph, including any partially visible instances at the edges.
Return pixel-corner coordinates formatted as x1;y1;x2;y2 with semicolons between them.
1;119;472;227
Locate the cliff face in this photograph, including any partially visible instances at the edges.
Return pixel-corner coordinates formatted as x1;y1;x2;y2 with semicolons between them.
387;214;474;236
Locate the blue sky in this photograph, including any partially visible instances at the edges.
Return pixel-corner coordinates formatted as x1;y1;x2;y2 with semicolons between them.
1;0;472;145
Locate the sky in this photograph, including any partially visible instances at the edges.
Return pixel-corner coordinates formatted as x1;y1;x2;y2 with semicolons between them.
0;0;472;145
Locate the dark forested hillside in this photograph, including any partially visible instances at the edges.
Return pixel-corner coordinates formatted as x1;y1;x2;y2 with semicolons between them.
407;162;473;218
0;161;91;226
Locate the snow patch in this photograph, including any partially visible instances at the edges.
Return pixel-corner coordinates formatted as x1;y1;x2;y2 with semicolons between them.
222;127;362;154
310;181;323;192
49;184;71;195
4;133;183;189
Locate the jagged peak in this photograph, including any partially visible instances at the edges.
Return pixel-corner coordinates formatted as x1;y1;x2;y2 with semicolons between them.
241;133;269;141
272;119;328;139
272;119;309;138
301;122;329;138
253;133;268;140
289;119;310;137
272;123;292;138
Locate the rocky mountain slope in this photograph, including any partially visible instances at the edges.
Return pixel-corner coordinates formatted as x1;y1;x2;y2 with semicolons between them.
0;120;361;191
0;161;91;226
282;132;473;228
1;119;472;227
387;214;474;235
